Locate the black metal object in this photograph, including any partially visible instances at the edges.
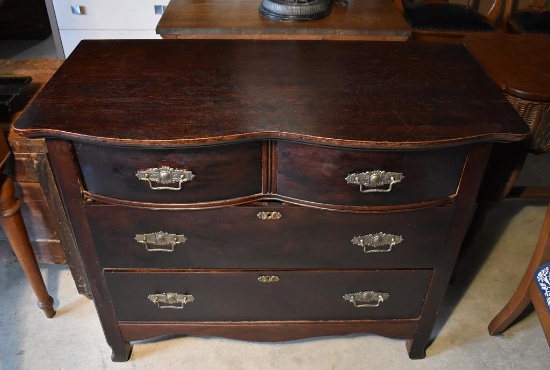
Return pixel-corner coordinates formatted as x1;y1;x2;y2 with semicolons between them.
0;76;32;121
259;0;332;21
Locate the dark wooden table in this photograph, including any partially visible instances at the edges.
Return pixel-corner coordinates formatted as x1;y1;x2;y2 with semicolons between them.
0;110;55;317
1;59;90;298
156;0;411;41
464;34;550;200
464;33;550;102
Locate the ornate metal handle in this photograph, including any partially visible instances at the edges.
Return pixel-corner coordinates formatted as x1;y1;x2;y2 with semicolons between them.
148;293;194;309
136;166;195;191
134;231;186;252
343;291;390;308
351;232;403;253
345;170;404;193
258;275;280;283
257;211;282;220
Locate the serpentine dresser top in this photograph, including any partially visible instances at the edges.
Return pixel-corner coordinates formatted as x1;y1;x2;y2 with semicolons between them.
14;39;528;361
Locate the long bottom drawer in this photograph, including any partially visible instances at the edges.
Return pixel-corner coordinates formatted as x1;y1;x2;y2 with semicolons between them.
105;270;432;322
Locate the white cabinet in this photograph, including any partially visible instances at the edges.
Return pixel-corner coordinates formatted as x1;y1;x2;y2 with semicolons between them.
49;0;169;57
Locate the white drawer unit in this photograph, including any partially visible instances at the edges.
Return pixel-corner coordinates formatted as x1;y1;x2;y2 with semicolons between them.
49;0;170;57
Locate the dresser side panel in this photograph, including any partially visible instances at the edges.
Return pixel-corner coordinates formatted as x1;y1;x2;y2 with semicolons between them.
46;139;132;360
406;143;493;358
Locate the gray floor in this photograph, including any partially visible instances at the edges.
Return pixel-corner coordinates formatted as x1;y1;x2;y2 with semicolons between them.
1;38;549;369
0;36;58;59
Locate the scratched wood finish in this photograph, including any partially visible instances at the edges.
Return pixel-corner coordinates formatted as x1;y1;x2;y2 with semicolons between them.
14;40;528;147
156;0;411;41
12;40;529;361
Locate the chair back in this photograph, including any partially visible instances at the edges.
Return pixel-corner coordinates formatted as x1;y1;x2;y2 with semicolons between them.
397;0;505;42
504;0;550;33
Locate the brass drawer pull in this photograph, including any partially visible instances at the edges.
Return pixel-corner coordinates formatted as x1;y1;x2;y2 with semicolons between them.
258;275;280;283
148;293;194;309
134;231;187;252
343;291;390;308
136;166;195;191
345;170;404;193
257;211;282;220
351;232;403;253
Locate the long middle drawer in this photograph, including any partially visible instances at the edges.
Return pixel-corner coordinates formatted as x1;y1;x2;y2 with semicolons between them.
85;204;454;269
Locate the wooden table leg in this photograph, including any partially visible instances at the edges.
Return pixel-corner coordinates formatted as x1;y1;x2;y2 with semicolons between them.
1;176;55;318
488;202;550;335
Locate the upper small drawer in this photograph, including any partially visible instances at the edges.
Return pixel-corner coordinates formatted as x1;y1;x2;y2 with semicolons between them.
277;142;469;207
74;141;263;204
52;0;169;30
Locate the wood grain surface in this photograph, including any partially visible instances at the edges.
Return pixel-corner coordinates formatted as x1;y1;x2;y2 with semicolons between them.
464;33;550;101
14;40;528;147
156;0;411;41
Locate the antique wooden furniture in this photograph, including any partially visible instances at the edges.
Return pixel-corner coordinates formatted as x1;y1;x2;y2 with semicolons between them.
464;33;550;202
395;0;503;42
14;39;528;361
0;106;55;317
1;59;90;297
156;0;411;41
488;202;550;346
503;0;550;34
44;0;170;57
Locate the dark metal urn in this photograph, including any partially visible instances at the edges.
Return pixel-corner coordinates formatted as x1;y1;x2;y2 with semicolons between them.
259;0;332;21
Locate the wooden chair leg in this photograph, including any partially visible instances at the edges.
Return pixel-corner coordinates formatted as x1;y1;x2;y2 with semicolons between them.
529;282;550;346
488;202;550;335
0;177;55;318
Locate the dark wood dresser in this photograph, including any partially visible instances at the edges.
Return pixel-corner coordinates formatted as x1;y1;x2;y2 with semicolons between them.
13;40;528;361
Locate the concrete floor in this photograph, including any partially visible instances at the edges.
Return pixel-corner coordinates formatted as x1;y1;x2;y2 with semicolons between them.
0;35;58;60
1;36;549;369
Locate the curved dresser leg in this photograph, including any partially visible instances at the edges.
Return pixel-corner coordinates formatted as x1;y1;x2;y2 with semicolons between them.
111;341;133;362
0;177;55;318
488;202;550;335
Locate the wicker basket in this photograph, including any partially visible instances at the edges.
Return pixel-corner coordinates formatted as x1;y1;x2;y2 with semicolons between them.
505;93;550;154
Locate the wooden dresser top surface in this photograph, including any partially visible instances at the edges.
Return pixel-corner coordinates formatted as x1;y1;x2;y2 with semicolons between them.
14;39;528;148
